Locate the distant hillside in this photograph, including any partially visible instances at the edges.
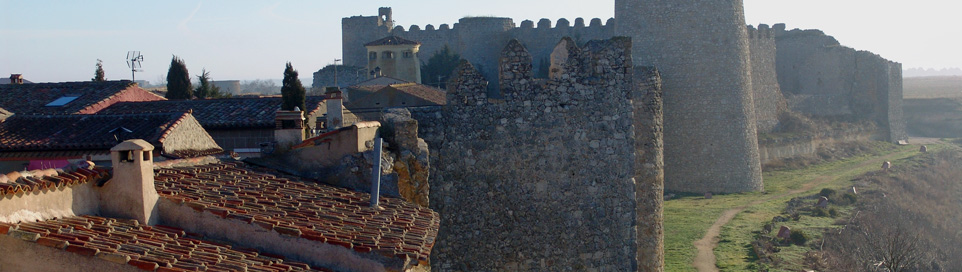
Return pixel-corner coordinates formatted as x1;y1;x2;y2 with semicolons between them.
903;76;962;99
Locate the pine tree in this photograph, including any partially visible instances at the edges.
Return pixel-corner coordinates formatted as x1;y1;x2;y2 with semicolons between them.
92;59;106;82
421;44;462;89
166;56;193;100
280;62;306;111
194;69;228;99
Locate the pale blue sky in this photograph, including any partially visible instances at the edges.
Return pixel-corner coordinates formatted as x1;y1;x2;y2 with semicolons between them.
1;0;959;83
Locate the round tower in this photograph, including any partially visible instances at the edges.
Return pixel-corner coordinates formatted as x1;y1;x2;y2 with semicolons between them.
615;0;763;194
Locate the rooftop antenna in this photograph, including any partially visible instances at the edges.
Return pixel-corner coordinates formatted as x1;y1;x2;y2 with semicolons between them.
126;51;144;81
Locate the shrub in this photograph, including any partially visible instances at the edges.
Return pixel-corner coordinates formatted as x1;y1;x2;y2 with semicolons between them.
819;188;836;198
829;208;839;218
813;207;829;217
790;229;809;246
842;193;857;205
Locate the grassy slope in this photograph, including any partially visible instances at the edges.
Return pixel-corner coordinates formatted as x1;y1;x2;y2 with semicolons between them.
663;142;935;271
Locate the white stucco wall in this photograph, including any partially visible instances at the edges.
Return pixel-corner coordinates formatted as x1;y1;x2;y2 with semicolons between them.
0;183;99;224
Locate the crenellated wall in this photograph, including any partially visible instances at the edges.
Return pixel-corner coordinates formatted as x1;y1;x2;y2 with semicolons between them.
748;24;785;133
773;24;908;142
422;37;664;271
341;9;616;93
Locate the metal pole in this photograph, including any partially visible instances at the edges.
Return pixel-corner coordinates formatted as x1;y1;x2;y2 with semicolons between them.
370;137;382;208
334;59;341;88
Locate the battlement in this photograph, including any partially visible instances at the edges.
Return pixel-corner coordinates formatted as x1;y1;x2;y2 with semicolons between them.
747;24;775;40
450;37;633;102
390;17;615;38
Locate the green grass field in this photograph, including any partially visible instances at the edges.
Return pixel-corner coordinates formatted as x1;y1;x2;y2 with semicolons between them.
663;142;941;271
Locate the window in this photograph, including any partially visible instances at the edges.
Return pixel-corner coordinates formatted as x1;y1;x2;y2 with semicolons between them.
382;51;394;59
143;150;151;161
45;95;80;107
369;52;377;60
403;51;413;58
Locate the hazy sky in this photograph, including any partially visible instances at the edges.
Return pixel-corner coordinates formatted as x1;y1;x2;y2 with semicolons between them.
1;0;959;83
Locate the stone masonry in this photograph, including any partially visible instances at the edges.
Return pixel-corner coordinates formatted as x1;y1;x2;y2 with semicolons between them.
339;1;907;194
423;37;664;271
773;24;908;142
748;24;786;133
616;0;763;193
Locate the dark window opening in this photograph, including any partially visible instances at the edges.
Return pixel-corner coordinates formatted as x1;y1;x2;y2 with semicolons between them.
403;51;413;58
383;51;394;59
120;151;134;163
369;52;377;60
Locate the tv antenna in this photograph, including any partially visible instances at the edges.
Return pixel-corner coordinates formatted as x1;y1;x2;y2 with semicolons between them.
126;51;144;81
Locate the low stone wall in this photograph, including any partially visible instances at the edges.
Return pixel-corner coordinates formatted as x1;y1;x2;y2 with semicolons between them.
758;128;876;164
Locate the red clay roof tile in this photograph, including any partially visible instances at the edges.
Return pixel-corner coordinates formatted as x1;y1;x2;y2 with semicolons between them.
154;161;441;264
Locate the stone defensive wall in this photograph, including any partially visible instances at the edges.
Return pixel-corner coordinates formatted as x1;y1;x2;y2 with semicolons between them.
748;24;785;133
410;37;664;271
342;9;615;92
773;24;907;142
616;0;764;194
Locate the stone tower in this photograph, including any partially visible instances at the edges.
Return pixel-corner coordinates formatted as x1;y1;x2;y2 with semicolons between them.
615;0;763;193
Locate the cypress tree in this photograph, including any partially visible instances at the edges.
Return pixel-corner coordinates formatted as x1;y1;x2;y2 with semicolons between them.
195;68;227;99
92;59;106;82
420;44;462;88
166;56;193;100
280;62;306;111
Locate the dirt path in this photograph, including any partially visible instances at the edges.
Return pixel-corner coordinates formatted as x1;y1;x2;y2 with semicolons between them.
691;144;923;272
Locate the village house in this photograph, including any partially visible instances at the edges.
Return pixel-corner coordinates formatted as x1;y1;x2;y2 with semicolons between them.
0;139;439;271
0;80;164;115
98;96;358;157
0;112;222;173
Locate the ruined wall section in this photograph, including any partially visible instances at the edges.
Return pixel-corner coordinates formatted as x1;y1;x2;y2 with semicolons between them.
748;24;785;133
616;0;763;193
429;38;663;271
774;25;908;142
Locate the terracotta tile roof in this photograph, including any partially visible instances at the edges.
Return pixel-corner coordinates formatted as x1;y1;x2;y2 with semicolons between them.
1;215;332;271
350;76;410;87
0;107;11;120
364;36;421;47
0;113;221;158
0;166;110;196
99;97;327;129
0;80;163;115
390;83;447;106
154;162;440;265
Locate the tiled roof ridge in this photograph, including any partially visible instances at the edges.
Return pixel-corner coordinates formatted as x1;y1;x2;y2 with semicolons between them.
0;80;133;88
155;112;192;144
0;113;188;152
364;36;421;46
0;215;331;272
76;82;165;114
0;166;111;197
153;161;441;267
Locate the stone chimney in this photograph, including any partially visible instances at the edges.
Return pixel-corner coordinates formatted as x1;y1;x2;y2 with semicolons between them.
102;139;159;225
326;87;344;131
9;74;23;84
274;108;306;152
